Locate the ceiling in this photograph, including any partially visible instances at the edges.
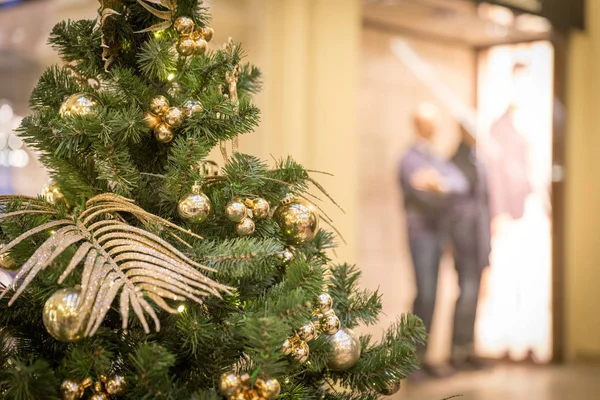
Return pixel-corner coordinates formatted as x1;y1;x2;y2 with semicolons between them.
363;0;552;47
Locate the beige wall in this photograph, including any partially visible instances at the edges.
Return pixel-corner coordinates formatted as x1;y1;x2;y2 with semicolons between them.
565;0;600;361
357;28;476;364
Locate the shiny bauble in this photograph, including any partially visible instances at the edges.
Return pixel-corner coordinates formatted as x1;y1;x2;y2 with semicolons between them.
89;394;108;400
235;217;255;237
378;380;401;396
178;189;211;224
293;340;310;364
202;26;214;42
174;16;195;35
41;179;68;207
154;123;174;143
316;293;333;312
298;322;318;342
273;196;320;245
282;338;293;355
59;93;101;117
194;37;208;55
43;288;84;342
183;99;203;117
60;379;83;400
105;375;127;396
219;372;241;397
149;95;169;114
250;198;270;220
327;328;361;370
320;313;340;335
177;37;196;56
255;378;281;400
143;112;160;130
278;249;294;265
244;390;261;400
164;107;184;127
225;198;247;222
0;245;17;271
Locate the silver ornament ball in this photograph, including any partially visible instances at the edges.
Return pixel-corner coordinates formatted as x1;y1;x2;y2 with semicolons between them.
316;293;333;312
327;328;361;370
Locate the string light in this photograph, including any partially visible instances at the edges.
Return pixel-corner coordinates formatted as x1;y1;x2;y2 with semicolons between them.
177;305;185;313
167;73;175;81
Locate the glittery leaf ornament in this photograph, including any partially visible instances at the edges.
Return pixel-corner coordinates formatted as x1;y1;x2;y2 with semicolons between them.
135;0;177;33
0;193;232;338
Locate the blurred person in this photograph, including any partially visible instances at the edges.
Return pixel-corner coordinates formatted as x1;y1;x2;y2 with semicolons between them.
446;125;492;370
398;103;468;378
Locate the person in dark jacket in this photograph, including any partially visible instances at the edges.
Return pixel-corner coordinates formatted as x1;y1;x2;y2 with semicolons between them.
399;103;468;377
447;125;492;369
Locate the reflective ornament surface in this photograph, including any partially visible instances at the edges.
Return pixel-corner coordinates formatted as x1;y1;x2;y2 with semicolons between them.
149;95;169;114
164;107;184;127
255;377;281;400
298;322;318;342
143;112;160;130
378;379;401;396
60;379;83;400
183;99;203;117
278;249;294;265
326;328;361;370
59;93;101;117
235;217;255;237
225;198;247;222
0;244;17;271
154;123;174;143
282;338;293;355
293;340;310;364
250;198;270;220
202;26;214;42
194;37;208;55
316;293;333;312
177;37;196;56
178;186;211;224
41;179;68;207
174;16;194;35
105;375;127;396
320;313;340;335
219;372;241;397
274;196;320;245
89;394;108;400
43;288;84;342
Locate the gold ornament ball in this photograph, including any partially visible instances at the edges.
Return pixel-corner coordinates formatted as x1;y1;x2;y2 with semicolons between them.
178;190;211;224
174;16;195;35
225;198;247;222
235;217;255;237
293;340;310;364
255;378;281;400
43;288;85;342
317;293;333;313
219;372;242;397
154;123;174;143
278;249;294;265
282;338;293;355
0;245;17;271
320;313;340;335
105;375;127;396
378;380;401;396
251;198;270;220
60;379;83;400
143;112;160;130
59;93;101;117
298;322;318;342
164;107;184;127
41;179;68;207
177;36;196;56
327;328;361;370
194;37;208;55
89;394;108;400
202;26;214;42
183;99;203;117
149;95;170;114
274;197;320;245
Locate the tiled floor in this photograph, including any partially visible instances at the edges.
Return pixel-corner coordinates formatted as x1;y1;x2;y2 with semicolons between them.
398;365;600;400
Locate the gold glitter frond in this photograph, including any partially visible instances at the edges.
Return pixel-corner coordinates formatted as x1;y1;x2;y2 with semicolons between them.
135;0;177;33
0;193;232;337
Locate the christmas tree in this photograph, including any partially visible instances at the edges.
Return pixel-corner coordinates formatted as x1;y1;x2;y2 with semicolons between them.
0;1;425;399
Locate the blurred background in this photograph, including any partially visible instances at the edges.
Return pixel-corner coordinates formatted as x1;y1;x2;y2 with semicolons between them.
1;0;600;399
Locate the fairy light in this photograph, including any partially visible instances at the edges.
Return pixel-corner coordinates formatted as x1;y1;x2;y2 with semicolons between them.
177;305;185;313
167;73;175;81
